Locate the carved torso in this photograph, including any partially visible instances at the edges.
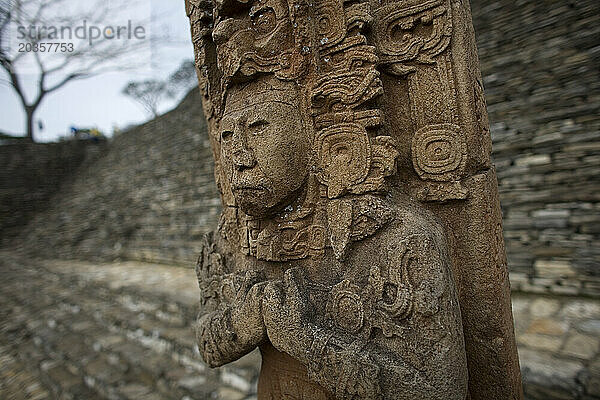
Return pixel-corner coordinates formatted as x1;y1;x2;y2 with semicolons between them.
197;196;467;399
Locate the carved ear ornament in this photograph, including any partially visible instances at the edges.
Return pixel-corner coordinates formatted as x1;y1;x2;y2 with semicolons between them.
310;69;397;199
315;123;371;199
312;0;346;50
314;126;398;199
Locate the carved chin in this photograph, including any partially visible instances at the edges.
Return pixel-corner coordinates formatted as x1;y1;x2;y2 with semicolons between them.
234;188;279;217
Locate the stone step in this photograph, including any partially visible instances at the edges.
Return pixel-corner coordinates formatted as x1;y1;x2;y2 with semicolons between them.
0;253;259;400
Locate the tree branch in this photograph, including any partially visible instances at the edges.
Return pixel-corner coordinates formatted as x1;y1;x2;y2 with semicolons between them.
44;72;85;93
0;57;29;107
1;0;168;141
0;76;13;88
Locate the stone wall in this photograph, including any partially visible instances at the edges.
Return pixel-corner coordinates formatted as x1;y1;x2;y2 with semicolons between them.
471;0;600;296
0;140;105;239
9;90;221;266
3;0;599;295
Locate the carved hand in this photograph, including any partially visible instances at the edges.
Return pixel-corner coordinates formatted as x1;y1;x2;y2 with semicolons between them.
263;268;383;399
196;270;268;367
230;270;268;348
262;268;312;359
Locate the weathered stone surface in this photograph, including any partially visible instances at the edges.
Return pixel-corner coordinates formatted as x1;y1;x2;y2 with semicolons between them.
0;141;105;239
0;252;261;400
578;320;600;336
530;298;561;318
471;0;600;295
185;0;521;397
560;301;600;321
535;260;577;278
512;293;600;399
3;93;221;266
518;334;564;353
526;318;569;336
519;348;586;400
562;334;600;361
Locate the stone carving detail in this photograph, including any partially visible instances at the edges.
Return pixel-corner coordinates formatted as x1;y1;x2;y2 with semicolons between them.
315;123;371;198
325;238;416;340
412;123;468;201
412;123;466;181
370;0;469;202
186;0;523;397
374;0;452;76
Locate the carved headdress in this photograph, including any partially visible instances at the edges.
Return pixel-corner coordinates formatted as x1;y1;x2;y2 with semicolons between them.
187;0;398;262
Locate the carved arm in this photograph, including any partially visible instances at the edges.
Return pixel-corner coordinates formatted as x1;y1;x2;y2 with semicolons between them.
196;275;268;367
194;237;268;367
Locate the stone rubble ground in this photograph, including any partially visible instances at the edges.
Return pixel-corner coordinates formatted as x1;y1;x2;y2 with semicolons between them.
0;251;598;400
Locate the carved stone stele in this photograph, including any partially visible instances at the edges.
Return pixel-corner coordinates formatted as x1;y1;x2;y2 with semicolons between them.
185;0;523;398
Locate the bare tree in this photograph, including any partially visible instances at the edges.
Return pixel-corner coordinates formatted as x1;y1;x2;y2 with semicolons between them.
122;60;197;119
122;79;172;118
0;0;151;141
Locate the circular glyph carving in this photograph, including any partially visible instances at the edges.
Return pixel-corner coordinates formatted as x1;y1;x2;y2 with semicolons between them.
326;280;364;333
411;123;466;181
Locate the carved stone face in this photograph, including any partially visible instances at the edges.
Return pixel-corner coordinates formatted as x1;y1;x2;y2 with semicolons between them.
220;84;311;217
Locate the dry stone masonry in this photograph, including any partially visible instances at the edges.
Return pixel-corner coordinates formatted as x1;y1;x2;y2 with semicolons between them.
471;0;600;297
0;140;105;240
7;92;221;265
1;253;598;400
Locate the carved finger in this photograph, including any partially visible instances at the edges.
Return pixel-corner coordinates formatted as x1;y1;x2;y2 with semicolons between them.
248;281;268;301
263;281;284;320
241;270;263;292
283;267;304;301
235;271;262;304
245;282;267;321
262;281;287;347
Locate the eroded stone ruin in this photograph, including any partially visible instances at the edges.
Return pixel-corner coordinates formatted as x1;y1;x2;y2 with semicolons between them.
186;0;523;397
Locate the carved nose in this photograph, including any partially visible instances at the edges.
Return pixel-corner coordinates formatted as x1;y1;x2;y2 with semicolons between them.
232;149;256;170
212;19;241;46
232;132;256;170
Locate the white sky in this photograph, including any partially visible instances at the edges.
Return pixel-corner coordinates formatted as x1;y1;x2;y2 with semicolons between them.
0;0;195;142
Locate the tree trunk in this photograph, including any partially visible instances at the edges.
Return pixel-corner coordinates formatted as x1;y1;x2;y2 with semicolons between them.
25;107;34;142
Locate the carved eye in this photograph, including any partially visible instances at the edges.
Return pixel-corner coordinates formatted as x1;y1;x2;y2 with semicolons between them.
248;119;269;135
251;8;276;36
221;130;233;142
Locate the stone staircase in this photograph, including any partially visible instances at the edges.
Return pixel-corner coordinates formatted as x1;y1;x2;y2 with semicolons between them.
0;252;259;400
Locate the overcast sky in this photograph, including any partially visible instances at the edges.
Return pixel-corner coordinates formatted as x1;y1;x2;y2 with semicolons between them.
0;0;194;142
